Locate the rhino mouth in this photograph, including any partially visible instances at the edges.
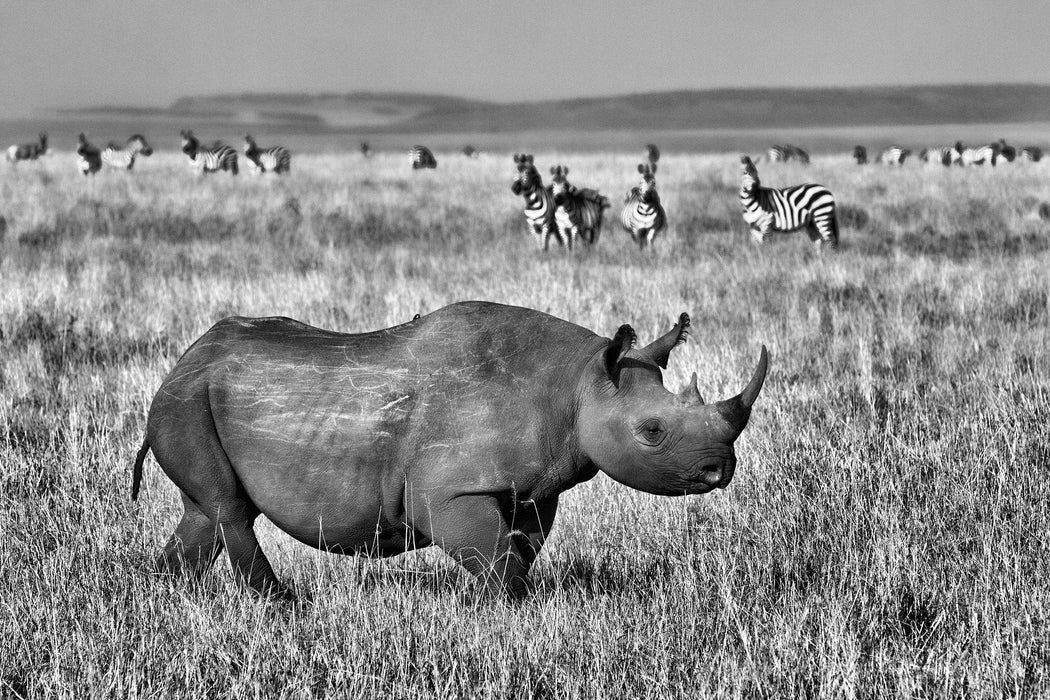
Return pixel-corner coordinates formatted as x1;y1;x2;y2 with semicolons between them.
687;457;736;493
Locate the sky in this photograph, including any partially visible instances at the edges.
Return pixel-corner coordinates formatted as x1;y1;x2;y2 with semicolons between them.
1;0;1048;119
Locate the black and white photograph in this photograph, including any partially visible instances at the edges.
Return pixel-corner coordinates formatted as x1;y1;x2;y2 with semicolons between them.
1;1;1048;696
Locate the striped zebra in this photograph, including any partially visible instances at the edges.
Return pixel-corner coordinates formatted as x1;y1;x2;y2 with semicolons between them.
620;163;667;249
645;143;660;173
1019;146;1043;162
767;144;810;164
877;146;911;165
462;145;480;158
180;130;238;174
739;155;838;250
511;153;558;250
996;139;1017;163
101;134;153;171
409;145;437;169
549;165;611;248
360;142;373;159
243;134;291;174
76;133;102;176
920;146;960;166
6;133;47;162
852;146;868;164
959;142;998;166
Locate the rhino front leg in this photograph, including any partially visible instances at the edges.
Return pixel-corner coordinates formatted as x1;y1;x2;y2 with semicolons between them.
418;493;532;597
509;496;559;569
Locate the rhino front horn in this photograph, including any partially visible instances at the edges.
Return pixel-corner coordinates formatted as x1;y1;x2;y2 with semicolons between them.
717;345;769;431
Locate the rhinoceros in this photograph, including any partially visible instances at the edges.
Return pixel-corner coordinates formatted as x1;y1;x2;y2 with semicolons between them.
132;301;768;597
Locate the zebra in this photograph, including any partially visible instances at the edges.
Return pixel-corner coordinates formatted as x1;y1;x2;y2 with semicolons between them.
1019;146;1043;162
101;134;153;171
767;144;810;164
852;146;868;164
548;165;611;248
620;163;667;249
360;142;373;158
738;155;838;250
877;146;911;165
409;145;437;169
920;146;960;166
6;133;47;162
462;145;480;158
243;134;291;174
511;153;558;251
645;143;660;173
180;130;238;174
958;141;998;166
996;139;1017;163
76;133;102;176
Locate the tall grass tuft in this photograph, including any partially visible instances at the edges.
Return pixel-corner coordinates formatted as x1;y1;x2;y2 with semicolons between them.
1;152;1049;696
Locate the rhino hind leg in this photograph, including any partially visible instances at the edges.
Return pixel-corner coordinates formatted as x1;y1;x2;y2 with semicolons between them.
157;494;224;578
218;515;288;599
150;396;289;599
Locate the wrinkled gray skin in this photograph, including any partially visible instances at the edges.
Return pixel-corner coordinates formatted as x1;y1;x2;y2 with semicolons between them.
133;301;768;598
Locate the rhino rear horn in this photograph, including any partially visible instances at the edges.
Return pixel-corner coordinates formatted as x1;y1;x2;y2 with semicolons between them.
605;324;636;380
716;346;769;432
678;371;704;405
641;313;690;369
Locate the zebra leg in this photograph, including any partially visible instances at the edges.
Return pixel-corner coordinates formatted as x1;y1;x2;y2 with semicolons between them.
532;225;546;251
812;216;839;250
805;222;822;244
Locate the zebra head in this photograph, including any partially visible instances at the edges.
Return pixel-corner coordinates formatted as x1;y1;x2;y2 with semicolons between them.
76;133;91;154
243;134;257;155
511;153;540;195
180;130;199;157
129;134;152;156
645;144;660;170
549;166;574;205
740;156;760;192
636;163;659;203
997;139;1016;162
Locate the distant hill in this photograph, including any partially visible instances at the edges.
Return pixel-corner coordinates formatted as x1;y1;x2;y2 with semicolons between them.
61;85;1050;132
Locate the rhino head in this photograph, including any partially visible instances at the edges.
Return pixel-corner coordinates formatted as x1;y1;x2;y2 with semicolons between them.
578;314;768;496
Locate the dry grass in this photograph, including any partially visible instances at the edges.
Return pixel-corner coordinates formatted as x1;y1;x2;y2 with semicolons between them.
2;151;1049;698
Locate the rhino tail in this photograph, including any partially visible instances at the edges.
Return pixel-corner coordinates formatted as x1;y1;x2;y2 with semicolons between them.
132;438;150;501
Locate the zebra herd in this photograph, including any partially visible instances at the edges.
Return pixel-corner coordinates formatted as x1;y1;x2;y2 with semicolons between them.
852;139;1043;167
7;129;1046;253
511;151;667;251
5;132;478;176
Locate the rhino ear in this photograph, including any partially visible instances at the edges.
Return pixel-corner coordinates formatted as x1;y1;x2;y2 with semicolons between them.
605;324;636;380
641;313;690;369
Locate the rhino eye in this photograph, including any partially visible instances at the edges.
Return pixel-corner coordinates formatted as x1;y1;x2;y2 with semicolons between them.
637;419;665;444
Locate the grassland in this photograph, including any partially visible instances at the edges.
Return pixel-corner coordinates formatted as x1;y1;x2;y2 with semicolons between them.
1;150;1049;698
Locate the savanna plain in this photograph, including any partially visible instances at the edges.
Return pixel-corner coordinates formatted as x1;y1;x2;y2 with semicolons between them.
1;148;1049;698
